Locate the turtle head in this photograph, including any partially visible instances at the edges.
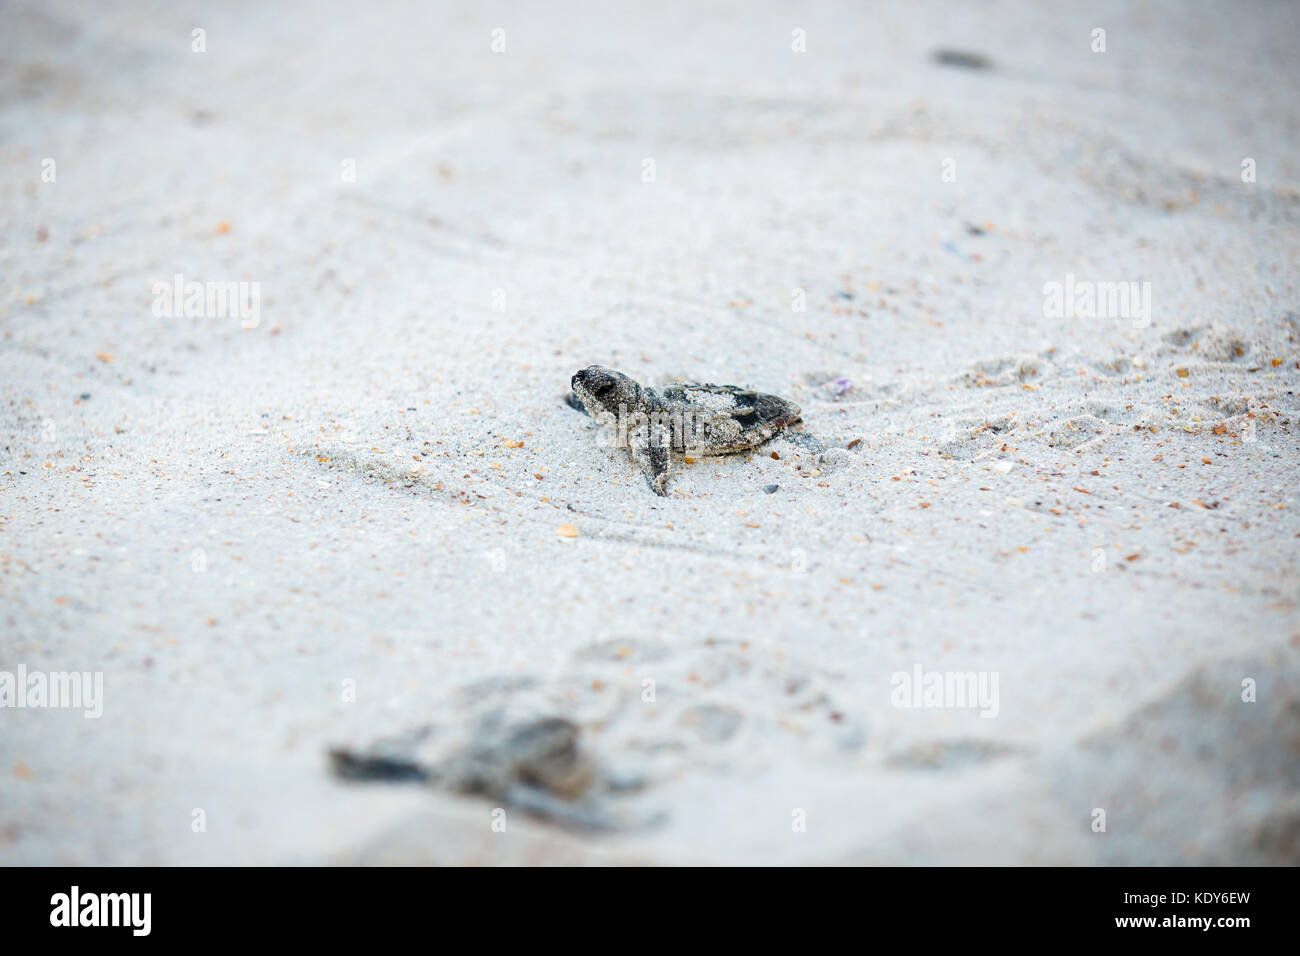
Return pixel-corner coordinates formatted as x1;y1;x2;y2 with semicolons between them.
570;366;639;417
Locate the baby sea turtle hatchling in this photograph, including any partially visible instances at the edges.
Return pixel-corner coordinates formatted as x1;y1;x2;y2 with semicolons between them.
568;365;804;495
330;709;655;831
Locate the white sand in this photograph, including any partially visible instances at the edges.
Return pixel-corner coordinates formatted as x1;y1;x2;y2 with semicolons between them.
2;0;1298;864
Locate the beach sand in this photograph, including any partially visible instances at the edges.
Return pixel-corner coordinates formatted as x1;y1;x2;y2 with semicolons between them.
2;0;1298;864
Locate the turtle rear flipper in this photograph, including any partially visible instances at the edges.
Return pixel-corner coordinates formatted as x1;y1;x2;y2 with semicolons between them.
719;387;801;431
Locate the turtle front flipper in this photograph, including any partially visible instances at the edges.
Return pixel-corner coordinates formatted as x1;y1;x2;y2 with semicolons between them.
629;419;671;496
328;747;429;782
